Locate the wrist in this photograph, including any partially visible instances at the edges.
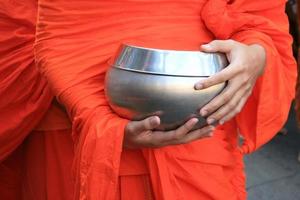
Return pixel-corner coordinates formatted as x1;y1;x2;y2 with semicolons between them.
249;44;266;75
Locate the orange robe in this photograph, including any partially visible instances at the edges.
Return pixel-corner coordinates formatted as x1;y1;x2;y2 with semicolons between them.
0;0;296;199
0;1;51;199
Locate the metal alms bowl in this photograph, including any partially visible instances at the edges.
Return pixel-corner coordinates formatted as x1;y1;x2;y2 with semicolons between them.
105;44;228;131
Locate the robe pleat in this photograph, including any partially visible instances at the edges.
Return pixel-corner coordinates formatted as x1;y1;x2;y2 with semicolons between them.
0;0;296;199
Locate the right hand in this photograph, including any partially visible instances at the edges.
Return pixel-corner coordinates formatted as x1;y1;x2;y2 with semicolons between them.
123;116;215;149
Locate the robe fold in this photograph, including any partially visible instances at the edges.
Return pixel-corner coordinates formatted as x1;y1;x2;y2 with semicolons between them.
0;0;296;199
0;0;53;162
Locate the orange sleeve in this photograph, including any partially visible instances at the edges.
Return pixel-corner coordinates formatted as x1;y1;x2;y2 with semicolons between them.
34;1;297;198
34;2;129;199
0;0;53;161
202;0;297;153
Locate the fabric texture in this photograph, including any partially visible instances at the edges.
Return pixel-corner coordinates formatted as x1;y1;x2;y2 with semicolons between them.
0;0;296;199
0;0;53;161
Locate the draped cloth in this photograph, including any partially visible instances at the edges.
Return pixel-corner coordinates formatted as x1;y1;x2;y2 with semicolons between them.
296;0;300;126
0;1;52;198
0;0;296;199
0;0;53;162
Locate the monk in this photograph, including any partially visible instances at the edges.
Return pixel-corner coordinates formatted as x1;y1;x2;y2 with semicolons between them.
0;0;296;199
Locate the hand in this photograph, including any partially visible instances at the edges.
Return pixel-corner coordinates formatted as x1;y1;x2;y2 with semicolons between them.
123;116;215;149
195;40;266;125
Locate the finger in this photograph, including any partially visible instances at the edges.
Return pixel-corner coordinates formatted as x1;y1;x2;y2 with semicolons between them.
169;118;199;141
201;40;234;53
201;40;235;53
150;118;198;144
206;84;250;124
194;64;239;90
170;125;215;145
219;90;252;124
128;116;160;134
200;80;242;120
140;118;199;148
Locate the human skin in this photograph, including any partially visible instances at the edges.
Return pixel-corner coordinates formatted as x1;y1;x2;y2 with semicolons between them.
123;117;215;149
123;39;266;149
197;40;266;125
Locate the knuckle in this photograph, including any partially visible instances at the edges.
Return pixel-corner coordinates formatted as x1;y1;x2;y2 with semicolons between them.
239;75;248;85
243;77;250;85
227;102;236;110
173;132;184;140
211;112;222;121
149;140;159;147
236;66;244;73
196;128;204;134
183;122;192;131
199;133;208;139
198;131;209;138
204;106;210;113
222;93;231;102
210;114;218;121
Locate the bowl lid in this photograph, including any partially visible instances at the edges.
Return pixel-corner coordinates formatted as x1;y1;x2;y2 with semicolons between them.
110;44;228;77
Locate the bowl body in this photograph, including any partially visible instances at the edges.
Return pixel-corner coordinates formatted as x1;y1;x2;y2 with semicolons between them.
105;44;227;130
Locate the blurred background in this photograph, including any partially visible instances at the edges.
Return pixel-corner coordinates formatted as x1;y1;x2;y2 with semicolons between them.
245;1;300;199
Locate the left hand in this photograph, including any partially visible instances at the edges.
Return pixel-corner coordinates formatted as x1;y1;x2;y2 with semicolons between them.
194;39;266;125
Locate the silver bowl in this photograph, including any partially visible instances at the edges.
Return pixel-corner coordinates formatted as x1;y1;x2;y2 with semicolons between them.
105;44;228;131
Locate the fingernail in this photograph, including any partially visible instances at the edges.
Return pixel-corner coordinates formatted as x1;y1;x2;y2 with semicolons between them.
194;83;203;90
207;118;216;125
200;110;208;117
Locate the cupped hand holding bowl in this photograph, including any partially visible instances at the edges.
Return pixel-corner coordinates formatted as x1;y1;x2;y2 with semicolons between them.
195;40;266;126
105;42;265;149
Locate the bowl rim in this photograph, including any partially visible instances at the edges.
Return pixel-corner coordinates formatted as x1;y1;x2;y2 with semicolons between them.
110;66;211;77
109;44;228;77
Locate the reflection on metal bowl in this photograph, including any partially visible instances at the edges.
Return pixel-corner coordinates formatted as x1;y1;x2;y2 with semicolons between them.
105;44;228;131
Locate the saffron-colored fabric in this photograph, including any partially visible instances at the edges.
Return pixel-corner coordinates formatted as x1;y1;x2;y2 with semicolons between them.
21;129;74;200
0;0;296;199
0;0;53;162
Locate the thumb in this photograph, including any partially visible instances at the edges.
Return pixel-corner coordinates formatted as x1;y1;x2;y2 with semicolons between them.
128;116;161;134
201;40;235;53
